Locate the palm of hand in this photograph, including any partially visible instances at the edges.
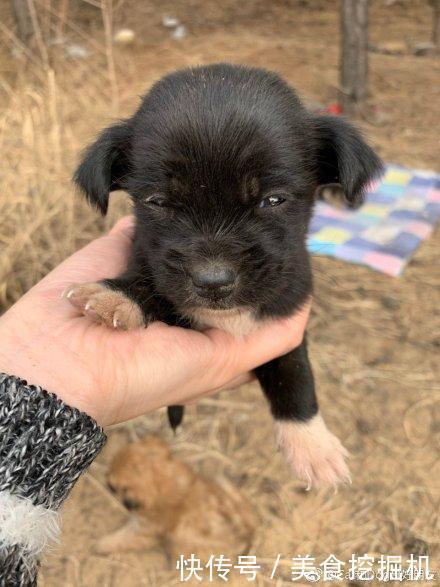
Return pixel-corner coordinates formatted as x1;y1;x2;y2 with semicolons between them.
0;217;309;426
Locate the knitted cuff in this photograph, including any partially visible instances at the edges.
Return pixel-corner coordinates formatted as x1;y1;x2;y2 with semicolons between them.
0;373;107;586
0;373;106;510
0;544;38;587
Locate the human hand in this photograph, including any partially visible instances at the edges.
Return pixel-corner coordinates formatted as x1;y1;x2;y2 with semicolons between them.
0;217;310;427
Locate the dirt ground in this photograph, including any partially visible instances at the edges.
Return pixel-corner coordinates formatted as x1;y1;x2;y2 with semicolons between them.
0;1;438;585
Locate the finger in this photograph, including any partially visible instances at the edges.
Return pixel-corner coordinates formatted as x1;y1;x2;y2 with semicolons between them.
217;371;255;390
108;215;136;242
70;215;136;277
207;299;311;378
37;217;136;292
182;372;255;405
127;301;311;400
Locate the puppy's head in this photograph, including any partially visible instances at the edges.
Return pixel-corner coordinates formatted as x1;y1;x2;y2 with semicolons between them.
75;64;383;316
107;436;196;515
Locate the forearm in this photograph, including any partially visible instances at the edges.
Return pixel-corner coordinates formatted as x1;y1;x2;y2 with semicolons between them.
0;374;106;586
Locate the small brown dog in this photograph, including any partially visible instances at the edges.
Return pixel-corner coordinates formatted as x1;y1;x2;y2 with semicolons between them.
96;436;255;560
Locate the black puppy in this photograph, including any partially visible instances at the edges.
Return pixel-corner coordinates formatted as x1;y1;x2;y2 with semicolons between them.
66;64;383;488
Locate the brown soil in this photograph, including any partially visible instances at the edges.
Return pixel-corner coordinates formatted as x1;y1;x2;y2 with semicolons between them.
0;1;438;585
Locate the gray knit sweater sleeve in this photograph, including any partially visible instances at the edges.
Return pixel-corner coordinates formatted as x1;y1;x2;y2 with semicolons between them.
0;373;107;586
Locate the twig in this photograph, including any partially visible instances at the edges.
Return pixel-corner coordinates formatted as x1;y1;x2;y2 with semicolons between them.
100;0;119;114
56;0;70;39
26;0;50;68
0;22;45;71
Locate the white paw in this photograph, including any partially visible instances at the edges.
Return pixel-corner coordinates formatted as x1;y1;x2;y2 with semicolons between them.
276;414;351;490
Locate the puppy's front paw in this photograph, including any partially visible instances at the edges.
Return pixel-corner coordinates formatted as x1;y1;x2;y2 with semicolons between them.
276;414;350;490
64;282;145;330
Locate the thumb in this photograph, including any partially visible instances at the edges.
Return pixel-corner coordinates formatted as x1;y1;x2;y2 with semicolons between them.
108;215;136;241
37;216;137;290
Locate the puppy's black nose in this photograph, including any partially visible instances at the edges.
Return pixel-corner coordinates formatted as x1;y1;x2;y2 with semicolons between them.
191;262;236;293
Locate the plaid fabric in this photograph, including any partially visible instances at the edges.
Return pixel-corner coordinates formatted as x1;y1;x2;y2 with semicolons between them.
308;164;440;276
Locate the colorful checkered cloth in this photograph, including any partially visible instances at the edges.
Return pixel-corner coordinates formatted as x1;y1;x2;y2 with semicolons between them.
308;165;440;276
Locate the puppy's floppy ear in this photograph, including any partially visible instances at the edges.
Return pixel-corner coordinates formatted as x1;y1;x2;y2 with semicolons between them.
74;121;132;215
312;115;384;207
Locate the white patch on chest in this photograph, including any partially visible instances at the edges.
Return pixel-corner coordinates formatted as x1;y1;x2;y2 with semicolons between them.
186;307;259;338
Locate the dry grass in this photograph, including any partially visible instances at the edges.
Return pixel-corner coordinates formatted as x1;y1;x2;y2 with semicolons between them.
0;1;438;586
0;1;128;309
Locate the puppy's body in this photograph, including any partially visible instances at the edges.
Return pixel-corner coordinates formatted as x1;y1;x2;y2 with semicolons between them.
69;64;383;488
97;436;255;559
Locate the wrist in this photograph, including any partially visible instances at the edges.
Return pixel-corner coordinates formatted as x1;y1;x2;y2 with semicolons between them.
0;354;107;425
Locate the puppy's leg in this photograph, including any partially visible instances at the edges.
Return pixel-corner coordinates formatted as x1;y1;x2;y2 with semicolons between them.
94;517;159;554
64;276;159;330
255;338;350;489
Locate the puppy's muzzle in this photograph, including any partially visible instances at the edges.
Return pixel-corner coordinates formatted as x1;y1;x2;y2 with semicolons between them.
190;261;237;301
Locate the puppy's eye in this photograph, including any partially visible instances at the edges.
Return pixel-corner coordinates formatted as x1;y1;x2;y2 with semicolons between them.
145;195;169;207
258;195;286;208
